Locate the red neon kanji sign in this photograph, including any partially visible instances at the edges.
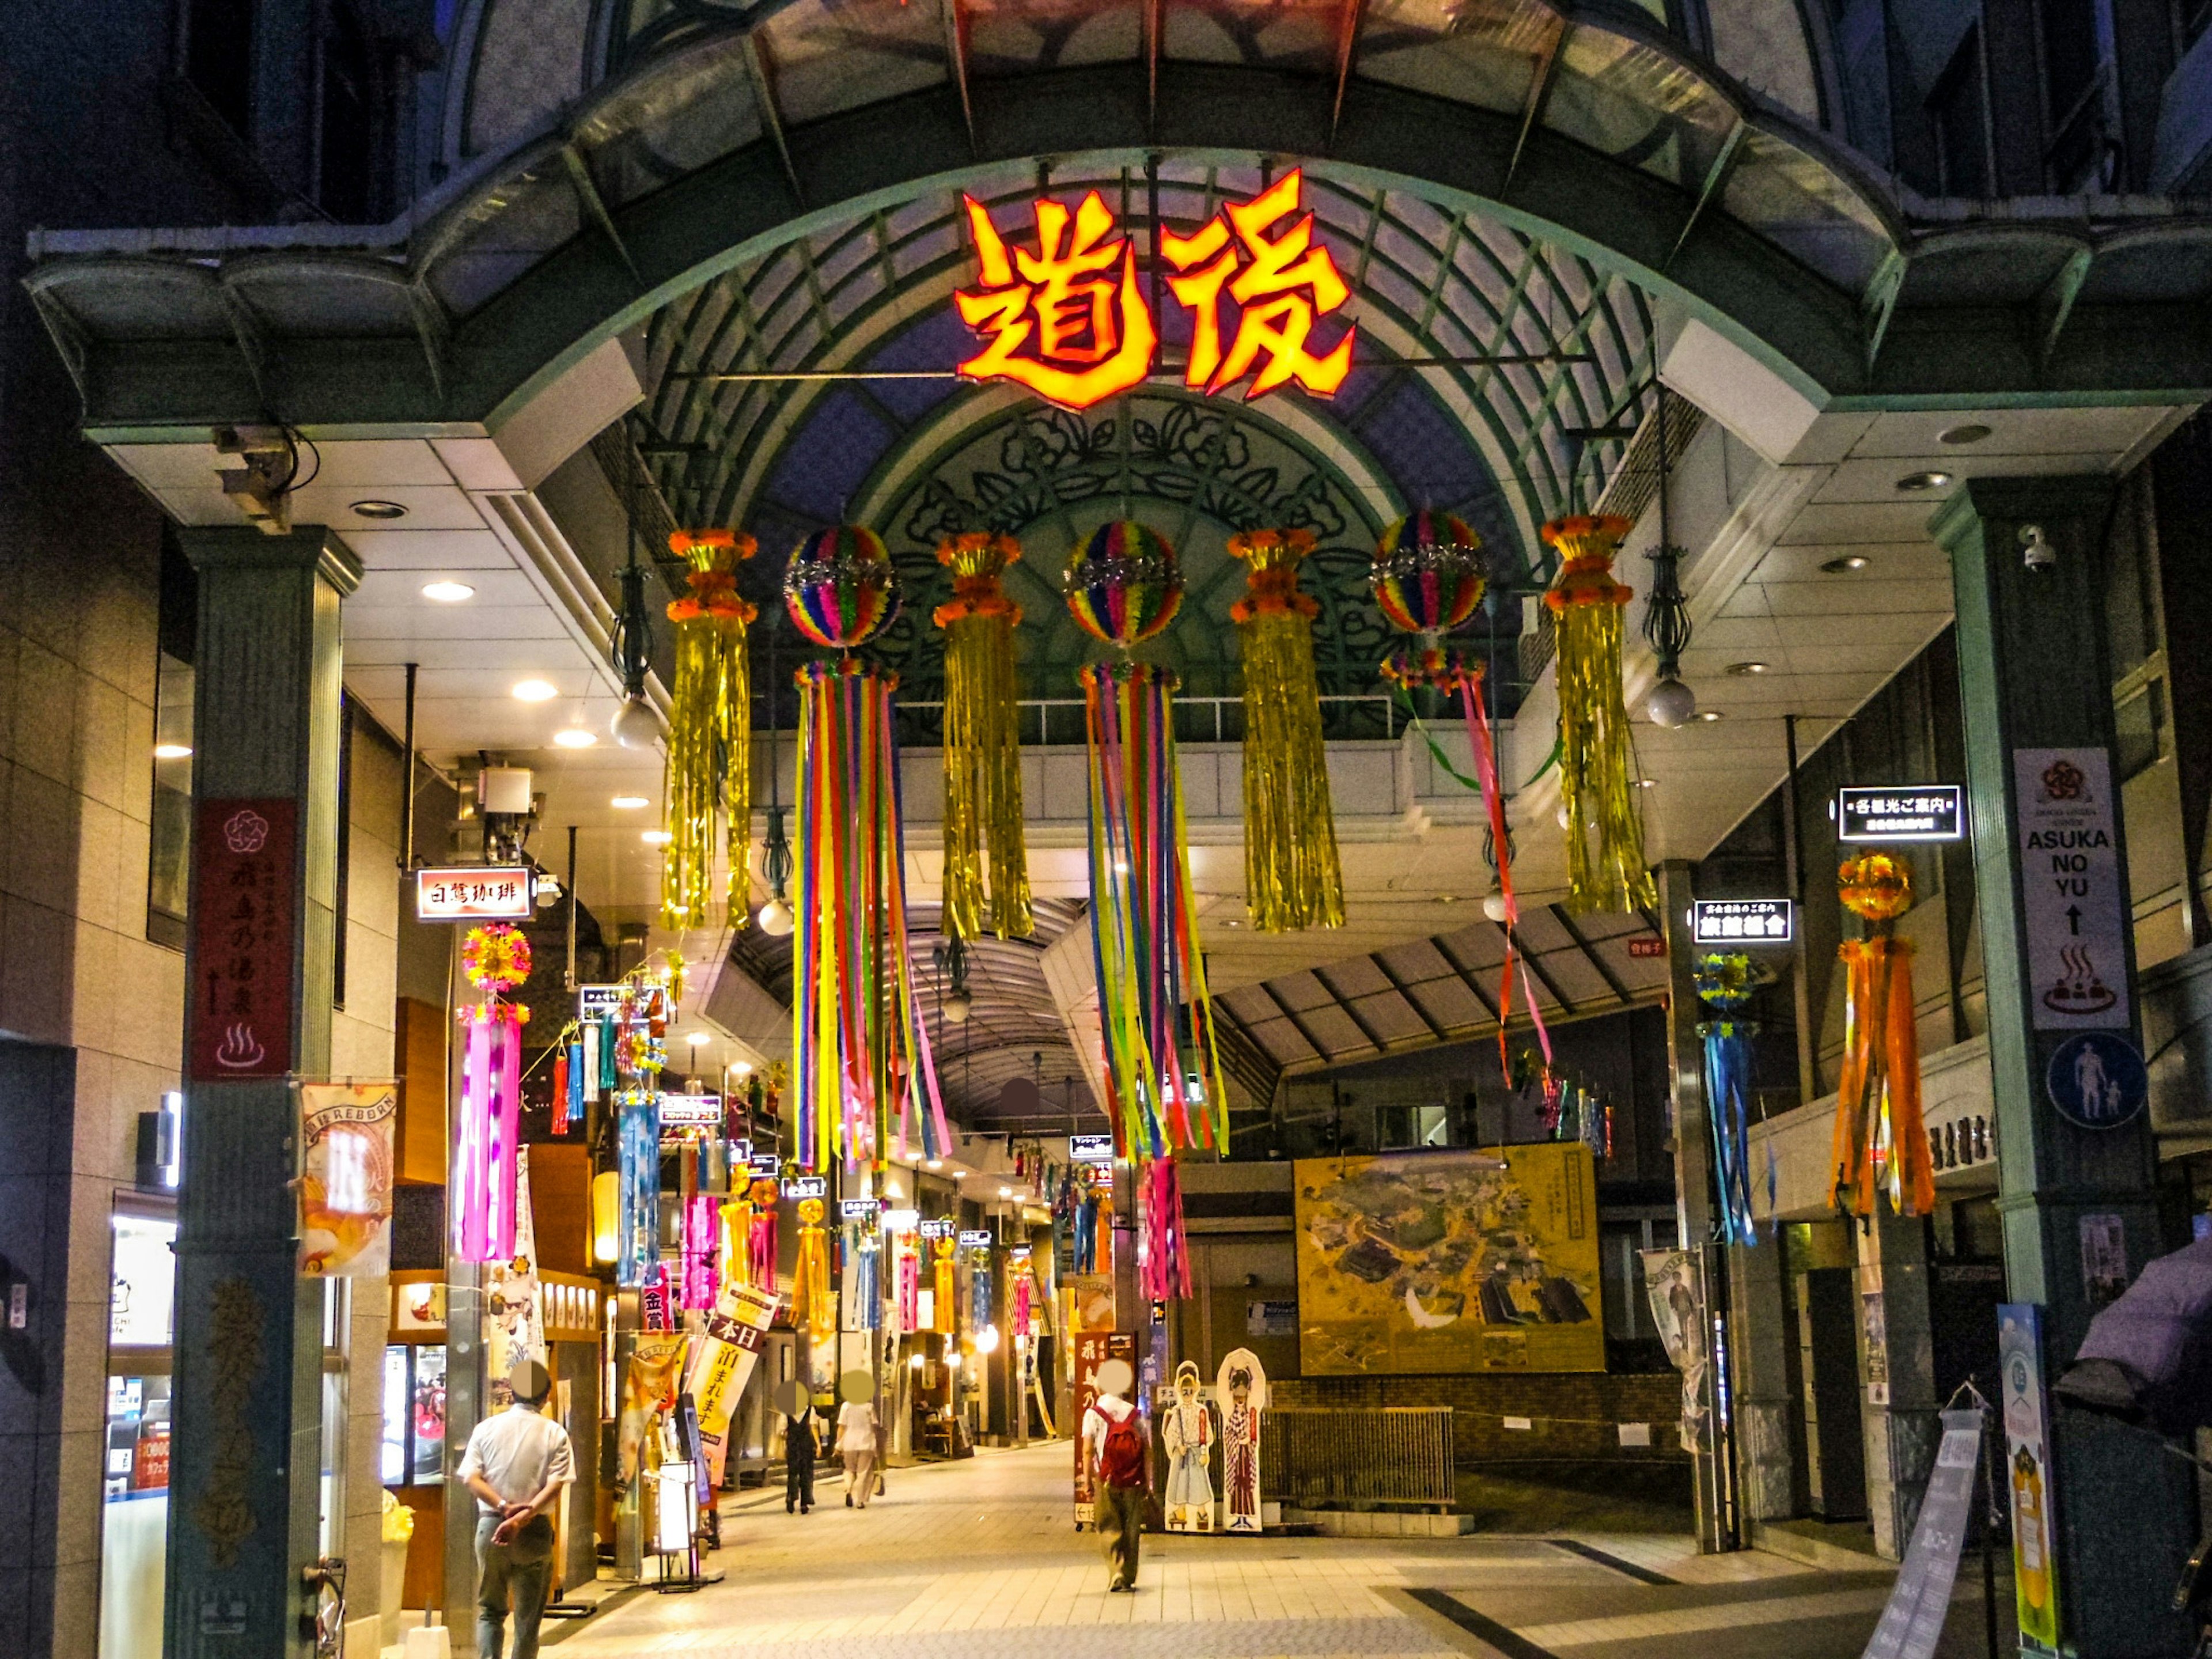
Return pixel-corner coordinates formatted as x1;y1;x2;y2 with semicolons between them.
955;169;1357;411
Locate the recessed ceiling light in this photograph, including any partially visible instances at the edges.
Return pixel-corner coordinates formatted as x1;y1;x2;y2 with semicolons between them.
1821;555;1871;574
611;794;650;810
641;828;673;846
351;499;408;520
1696;709;1726;721
1895;470;1953;492
512;679;558;702
153;743;192;760
421;581;475;603
686;1031;710;1047
552;728;597;749
927;1159;943;1170
1635;778;1658;789
1435;893;1457;904
1726;661;1770;676
1224;919;1243;929
1938;423;1991;446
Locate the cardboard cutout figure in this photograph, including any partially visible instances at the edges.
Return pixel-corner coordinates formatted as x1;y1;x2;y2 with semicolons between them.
1160;1359;1214;1532
1215;1347;1268;1534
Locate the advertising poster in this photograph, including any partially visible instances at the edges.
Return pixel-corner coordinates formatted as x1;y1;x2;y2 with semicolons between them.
1294;1146;1601;1374
297;1082;396;1278
1998;1304;2063;1653
1641;1247;1709;1453
687;1278;781;1486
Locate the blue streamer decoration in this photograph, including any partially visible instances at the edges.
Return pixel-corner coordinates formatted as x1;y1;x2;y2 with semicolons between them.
1694;952;1760;1248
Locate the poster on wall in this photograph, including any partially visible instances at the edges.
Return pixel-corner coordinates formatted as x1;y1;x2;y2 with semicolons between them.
1294;1146;1602;1375
297;1082;396;1278
1641;1247;1709;1453
688;1278;781;1487
1998;1304;2063;1654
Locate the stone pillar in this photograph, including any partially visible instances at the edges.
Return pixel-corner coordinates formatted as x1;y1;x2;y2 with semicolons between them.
1851;1206;1938;1558
1934;478;2196;1657
1656;859;1734;1551
165;526;357;1659
1726;1222;1797;1527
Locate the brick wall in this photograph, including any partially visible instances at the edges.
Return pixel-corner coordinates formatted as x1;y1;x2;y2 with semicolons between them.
1272;1369;1689;1461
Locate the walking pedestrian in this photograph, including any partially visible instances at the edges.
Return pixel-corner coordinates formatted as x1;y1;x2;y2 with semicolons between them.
1082;1369;1149;1593
838;1391;878;1508
783;1395;819;1514
455;1361;574;1659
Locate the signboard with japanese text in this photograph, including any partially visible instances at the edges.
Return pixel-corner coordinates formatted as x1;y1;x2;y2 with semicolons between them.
957;1229;994;1248
748;1152;781;1178
1690;899;1792;946
657;1094;722;1129
687;1278;780;1487
1837;785;1964;843
1068;1134;1116;1164
189;798;297;1081
1071;1331;1137;1527
782;1175;827;1200
578;983;626;1018
957;171;1354;412
297;1082;396;1278
414;865;533;921
840;1198;883;1221
2014;748;2130;1030
919;1218;956;1240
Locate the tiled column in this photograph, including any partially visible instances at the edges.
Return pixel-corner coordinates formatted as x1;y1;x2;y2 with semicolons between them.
1851;1205;1938;1558
164;525;357;1658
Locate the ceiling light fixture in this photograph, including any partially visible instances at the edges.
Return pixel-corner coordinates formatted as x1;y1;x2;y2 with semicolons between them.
611;794;649;810
1938;423;1992;446
927;1159;943;1171
421;581;475;603
685;1031;710;1047
1726;661;1770;676
512;680;558;702
351;499;408;520
1696;709;1726;722
1635;778;1659;789
552;728;597;749
1643;386;1698;729
1895;470;1953;492
1821;555;1870;574
641;828;673;846
153;743;192;760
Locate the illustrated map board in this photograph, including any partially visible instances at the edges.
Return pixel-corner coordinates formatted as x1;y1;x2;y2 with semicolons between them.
1294;1145;1602;1374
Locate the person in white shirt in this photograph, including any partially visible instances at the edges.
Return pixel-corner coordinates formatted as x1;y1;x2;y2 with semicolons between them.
456;1361;575;1659
836;1393;880;1508
1081;1361;1148;1592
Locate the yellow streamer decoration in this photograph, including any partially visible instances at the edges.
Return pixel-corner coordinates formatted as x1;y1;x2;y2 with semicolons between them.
1229;528;1343;931
932;1237;957;1334
661;530;756;931
933;533;1034;940
1542;515;1656;914
793;1197;835;1342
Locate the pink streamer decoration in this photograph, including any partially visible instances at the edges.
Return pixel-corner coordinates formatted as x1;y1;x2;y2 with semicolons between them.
1139;1158;1192;1301
451;1003;522;1263
897;1245;921;1332
681;1194;720;1310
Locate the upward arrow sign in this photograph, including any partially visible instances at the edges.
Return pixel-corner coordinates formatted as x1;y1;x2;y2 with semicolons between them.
2066;904;2082;935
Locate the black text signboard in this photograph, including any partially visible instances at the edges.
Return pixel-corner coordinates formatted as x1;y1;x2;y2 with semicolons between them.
2014;748;2130;1030
1837;785;1963;843
1691;899;1792;946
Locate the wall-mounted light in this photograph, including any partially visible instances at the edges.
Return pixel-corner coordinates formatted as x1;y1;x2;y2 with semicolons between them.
2020;524;2057;573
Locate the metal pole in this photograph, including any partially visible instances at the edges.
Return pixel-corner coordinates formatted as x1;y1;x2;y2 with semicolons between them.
565;823;579;991
400;660;418;870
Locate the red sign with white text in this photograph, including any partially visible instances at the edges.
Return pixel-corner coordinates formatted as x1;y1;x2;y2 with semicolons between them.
188;798;298;1081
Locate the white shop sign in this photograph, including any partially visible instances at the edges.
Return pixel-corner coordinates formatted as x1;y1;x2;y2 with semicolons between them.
2013;748;2130;1031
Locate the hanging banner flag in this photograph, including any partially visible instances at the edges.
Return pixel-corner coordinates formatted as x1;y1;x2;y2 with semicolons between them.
1861;1408;1986;1659
190;798;298;1080
297;1082;396;1278
2014;748;2130;1030
619;1332;690;1487
484;1147;546;1403
687;1278;781;1487
1998;1305;2063;1653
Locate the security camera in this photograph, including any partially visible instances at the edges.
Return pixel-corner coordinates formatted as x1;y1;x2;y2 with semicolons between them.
2020;524;2057;573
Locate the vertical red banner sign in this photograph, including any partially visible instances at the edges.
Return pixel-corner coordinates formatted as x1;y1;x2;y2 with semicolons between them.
188;797;299;1081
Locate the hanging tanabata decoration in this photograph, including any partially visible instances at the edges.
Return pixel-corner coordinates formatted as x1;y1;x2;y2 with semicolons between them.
1830;852;1937;1218
1694;952;1760;1246
934;532;1034;941
1230;527;1343;932
932;1236;957;1334
784;525;951;1172
453;924;531;1263
662;529;757;931
745;1176;779;1287
1214;1347;1268;1535
1542;515;1656;914
896;1233;921;1331
792;1196;834;1342
719;1186;756;1290
1068;521;1221;1302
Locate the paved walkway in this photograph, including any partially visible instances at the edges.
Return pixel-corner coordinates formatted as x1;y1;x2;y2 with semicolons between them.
541;1444;2009;1659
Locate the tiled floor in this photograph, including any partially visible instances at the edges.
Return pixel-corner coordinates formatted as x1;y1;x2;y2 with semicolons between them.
539;1443;2013;1659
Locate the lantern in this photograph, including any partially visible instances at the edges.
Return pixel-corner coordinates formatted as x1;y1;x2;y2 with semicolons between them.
783;524;899;649
1065;520;1182;647
1369;510;1485;638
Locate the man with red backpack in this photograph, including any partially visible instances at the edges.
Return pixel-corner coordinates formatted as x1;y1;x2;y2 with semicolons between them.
1082;1364;1150;1592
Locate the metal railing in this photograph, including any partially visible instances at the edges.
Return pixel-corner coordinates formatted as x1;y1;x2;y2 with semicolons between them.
1259;1407;1456;1512
757;692;1404;749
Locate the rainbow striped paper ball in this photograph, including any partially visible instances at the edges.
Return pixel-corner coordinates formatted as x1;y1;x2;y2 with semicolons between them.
1369;510;1486;636
1065;520;1183;647
783;524;900;649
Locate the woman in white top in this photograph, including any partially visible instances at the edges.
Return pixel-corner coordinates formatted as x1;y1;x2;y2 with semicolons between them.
836;1395;880;1508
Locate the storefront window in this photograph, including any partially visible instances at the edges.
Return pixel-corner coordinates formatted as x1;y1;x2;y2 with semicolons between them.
381;1344;448;1485
109;1215;176;1347
103;1213;176;1659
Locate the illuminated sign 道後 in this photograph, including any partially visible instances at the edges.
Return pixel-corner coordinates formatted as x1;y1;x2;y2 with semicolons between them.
956;170;1356;411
